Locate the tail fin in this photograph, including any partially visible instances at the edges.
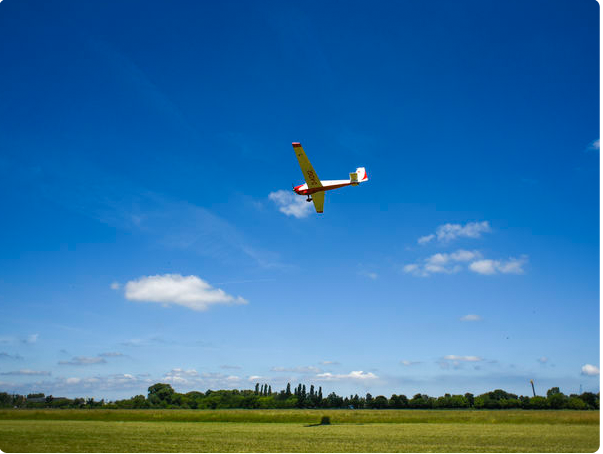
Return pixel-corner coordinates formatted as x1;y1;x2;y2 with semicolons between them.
355;167;368;182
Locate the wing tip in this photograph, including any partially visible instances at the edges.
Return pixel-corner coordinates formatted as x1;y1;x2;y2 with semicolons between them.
292;142;302;148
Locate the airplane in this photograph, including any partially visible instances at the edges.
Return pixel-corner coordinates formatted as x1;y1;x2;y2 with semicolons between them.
291;142;368;214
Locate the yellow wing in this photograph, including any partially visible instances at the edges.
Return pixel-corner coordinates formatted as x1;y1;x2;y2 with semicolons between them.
292;142;322;189
312;192;325;214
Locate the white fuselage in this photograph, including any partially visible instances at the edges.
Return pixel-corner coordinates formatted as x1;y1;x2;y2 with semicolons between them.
293;179;357;196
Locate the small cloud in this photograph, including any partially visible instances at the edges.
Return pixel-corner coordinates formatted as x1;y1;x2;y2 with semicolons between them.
419;221;491;244
538;356;548;364
110;282;120;290
315;370;378;381
586;138;600;152
439;355;483;370
98;352;125;358
400;360;421;366
581;364;599;376
248;375;263;381
220;365;242;370
58;356;107;366
271;366;322;373
124;274;248;312
320;360;340;366
443;355;482;362
404;250;481;276
469;256;528;275
163;368;199;384
268;190;313;218
0;369;51;376
417;234;435;245
460;314;482;322
358;270;378;280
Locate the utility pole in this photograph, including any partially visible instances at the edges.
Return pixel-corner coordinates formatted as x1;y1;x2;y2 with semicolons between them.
530;379;536;397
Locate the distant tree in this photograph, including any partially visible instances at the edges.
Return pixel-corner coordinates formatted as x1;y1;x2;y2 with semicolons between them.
309;385;315;398
464;393;474;407
365;393;374;408
255;383;260;395
27;393;44;399
285;383;291;396
0;392;11;408
147;383;175;407
529;396;548;409
268;385;272;395
546;387;561;398
547;392;568;409
579;392;598;409
318;387;323;400
567;396;587;410
373;395;388;409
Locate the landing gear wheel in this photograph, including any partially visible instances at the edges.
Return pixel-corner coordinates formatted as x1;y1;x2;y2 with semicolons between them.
306;196;312;202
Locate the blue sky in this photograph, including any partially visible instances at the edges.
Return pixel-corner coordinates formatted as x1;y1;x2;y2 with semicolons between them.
0;0;599;400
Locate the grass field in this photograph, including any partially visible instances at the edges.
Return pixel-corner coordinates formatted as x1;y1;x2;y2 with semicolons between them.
0;409;598;452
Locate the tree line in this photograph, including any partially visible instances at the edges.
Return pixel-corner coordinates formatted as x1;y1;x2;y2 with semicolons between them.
0;384;598;410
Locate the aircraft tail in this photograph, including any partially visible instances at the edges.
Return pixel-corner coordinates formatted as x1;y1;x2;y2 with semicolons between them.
355;167;368;182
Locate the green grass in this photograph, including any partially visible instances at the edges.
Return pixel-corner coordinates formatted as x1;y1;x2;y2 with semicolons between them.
0;410;598;452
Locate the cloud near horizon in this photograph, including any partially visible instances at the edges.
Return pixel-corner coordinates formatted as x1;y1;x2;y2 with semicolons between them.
58;356;107;366
581;364;599;376
315;370;378;381
271;366;322;373
123;274;248;312
0;369;51;376
268;190;313;218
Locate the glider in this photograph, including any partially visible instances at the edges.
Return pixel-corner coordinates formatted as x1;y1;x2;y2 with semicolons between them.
291;142;368;214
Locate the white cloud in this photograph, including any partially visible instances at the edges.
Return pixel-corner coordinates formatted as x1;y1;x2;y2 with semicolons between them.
417;234;435;245
164;368;199;384
320;360;340;365
58;356;107;366
358;270;378;280
220;365;242;370
110;282;120;290
271;366;321;373
400;360;421;366
0;369;51;376
404;250;481;276
581;364;599;376
438;355;483;370
469;256;528;275
418;221;491;244
99;352;125;358
587;138;600;152
460;314;482;322
538;356;548;364
443;355;482;362
124;274;247;312
315;370;378;381
268;190;313;218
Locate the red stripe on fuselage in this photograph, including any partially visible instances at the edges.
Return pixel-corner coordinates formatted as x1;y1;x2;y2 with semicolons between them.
293;182;352;195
